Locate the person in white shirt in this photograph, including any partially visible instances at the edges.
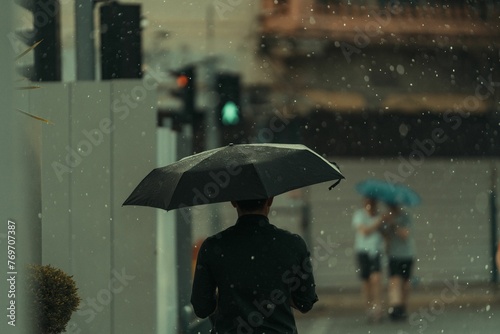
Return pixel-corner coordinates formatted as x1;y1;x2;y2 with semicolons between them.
352;197;385;322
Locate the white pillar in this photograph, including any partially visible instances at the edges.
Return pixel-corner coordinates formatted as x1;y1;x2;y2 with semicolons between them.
156;125;179;334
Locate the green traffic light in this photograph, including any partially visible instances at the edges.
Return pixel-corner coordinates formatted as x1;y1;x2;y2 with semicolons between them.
221;101;240;125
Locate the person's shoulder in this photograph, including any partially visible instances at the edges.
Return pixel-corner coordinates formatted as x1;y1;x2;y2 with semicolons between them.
203;225;235;245
353;208;364;215
269;224;307;244
352;209;367;223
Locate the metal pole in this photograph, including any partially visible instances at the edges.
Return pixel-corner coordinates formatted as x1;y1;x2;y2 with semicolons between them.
205;5;219;151
75;0;95;80
205;4;222;235
176;124;193;334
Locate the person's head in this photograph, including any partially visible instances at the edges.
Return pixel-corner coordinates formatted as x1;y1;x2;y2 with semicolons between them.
231;197;274;216
363;197;377;215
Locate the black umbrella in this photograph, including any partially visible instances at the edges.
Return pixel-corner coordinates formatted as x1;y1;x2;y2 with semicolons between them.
123;143;344;211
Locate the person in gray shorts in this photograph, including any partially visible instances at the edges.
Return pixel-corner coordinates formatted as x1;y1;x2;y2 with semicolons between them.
381;203;416;321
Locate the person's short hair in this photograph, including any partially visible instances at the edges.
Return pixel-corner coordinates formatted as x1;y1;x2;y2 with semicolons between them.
235;199;267;212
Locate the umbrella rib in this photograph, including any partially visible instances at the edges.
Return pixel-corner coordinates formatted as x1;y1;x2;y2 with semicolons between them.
248;163;274;198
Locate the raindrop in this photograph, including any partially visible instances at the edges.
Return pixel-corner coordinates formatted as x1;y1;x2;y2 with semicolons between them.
396;64;405;75
399;123;409;136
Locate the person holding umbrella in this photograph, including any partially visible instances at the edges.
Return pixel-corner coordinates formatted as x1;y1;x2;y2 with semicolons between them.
378;183;420;321
123;143;344;332
355;179;420;322
381;199;418;321
190;197;318;333
352;196;385;322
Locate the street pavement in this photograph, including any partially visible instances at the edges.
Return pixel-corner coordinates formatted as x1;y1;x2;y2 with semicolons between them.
295;284;500;334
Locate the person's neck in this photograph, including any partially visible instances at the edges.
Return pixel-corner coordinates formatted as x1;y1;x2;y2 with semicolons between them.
238;209;268;217
239;213;267;218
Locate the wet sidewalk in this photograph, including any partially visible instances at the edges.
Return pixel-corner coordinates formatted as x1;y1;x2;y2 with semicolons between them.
295;282;500;334
300;282;500;317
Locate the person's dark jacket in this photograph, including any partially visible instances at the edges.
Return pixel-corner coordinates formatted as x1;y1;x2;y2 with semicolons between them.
191;214;318;334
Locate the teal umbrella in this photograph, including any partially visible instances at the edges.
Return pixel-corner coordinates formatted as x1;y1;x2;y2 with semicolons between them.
356;179;421;207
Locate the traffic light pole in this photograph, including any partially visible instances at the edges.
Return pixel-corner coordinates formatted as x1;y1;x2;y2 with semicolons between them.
204;5;219;153
205;56;220;152
176;125;194;334
205;62;223;236
205;4;223;235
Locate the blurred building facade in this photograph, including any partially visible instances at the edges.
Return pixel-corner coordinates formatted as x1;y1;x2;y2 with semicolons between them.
256;0;500;157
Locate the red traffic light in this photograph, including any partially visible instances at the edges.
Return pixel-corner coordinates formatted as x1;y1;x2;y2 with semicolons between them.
176;74;189;88
169;66;196;117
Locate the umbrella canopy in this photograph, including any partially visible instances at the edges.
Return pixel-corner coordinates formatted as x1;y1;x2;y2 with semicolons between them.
123;143;345;211
356;179;421;207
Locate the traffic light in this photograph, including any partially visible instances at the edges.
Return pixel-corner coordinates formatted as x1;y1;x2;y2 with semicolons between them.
14;0;61;81
170;66;196;121
100;2;142;80
216;73;241;126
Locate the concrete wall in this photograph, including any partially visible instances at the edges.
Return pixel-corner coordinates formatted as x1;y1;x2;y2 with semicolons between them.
38;81;159;333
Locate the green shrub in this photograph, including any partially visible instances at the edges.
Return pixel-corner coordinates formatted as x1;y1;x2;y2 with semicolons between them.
28;264;81;334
